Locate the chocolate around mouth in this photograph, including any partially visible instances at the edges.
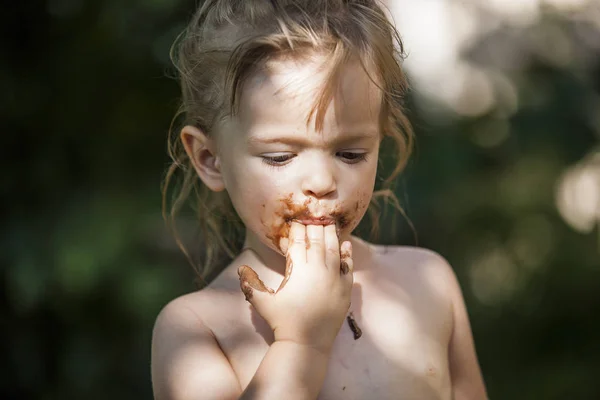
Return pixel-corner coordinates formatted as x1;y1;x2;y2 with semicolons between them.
265;196;353;254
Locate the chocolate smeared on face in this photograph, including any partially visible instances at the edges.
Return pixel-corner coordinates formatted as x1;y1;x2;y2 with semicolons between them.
264;193;364;254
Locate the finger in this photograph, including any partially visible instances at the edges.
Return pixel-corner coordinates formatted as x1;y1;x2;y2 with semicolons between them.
279;237;289;255
287;221;307;265
238;265;274;302
276;252;293;293
324;224;340;273
340;240;353;275
306;225;325;267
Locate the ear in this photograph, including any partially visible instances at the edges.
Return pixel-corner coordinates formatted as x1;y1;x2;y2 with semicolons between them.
181;125;225;192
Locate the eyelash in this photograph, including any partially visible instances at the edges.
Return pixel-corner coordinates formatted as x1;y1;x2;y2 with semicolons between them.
261;152;369;167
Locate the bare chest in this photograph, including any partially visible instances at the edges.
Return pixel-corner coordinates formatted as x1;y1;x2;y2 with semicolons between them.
318;311;451;400
210;289;452;400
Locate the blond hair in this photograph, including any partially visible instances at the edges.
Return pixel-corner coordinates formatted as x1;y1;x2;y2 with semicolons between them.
163;0;415;285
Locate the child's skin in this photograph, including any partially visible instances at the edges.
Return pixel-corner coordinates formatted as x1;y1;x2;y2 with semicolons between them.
151;55;487;399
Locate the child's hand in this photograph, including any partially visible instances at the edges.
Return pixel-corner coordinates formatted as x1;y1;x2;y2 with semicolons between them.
238;221;354;354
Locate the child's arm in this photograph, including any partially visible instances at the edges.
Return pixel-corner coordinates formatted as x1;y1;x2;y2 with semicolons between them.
445;262;488;400
151;299;331;400
151;299;242;400
239;340;330;399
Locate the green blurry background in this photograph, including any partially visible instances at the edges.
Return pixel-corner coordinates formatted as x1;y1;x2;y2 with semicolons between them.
1;0;599;399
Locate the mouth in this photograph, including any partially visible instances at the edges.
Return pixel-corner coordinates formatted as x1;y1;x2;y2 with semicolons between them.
265;195;357;252
294;216;336;226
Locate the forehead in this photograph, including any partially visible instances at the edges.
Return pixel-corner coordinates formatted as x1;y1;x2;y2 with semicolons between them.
234;55;383;140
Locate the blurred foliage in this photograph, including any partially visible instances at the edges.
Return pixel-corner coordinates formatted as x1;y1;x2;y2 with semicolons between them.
1;0;599;399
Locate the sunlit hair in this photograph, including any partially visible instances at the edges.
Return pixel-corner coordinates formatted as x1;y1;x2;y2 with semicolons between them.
163;0;415;285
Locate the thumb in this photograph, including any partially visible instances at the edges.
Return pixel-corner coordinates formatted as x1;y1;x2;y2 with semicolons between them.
237;265;274;305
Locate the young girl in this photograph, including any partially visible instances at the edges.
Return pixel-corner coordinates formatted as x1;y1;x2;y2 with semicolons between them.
152;1;487;399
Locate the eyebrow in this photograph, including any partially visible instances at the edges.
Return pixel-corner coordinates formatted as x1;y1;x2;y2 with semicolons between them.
246;130;379;147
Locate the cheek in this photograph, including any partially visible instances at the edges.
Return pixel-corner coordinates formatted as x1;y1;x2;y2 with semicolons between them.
229;172;291;249
221;160;275;218
342;188;373;234
339;161;378;233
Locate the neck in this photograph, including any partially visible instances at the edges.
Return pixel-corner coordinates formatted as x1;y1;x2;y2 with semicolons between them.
241;231;288;276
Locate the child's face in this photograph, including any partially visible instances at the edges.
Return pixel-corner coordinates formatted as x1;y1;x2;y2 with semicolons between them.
217;55;381;254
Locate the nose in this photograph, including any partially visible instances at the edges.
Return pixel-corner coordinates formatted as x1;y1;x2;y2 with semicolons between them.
301;154;337;199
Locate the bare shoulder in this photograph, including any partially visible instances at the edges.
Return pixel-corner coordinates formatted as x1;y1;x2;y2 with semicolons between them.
152;289;216;337
152;278;244;353
361;243;465;336
152;263;243;333
151;288;242;400
372;243;450;267
370;244;459;292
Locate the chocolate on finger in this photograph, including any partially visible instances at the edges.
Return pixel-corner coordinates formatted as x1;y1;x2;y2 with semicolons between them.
277;253;293;292
340;241;353;275
238;265;274;301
